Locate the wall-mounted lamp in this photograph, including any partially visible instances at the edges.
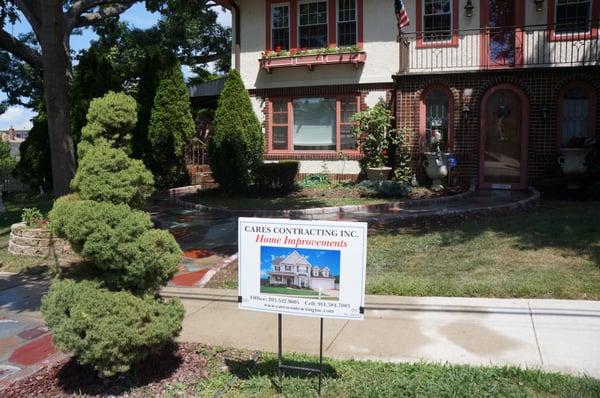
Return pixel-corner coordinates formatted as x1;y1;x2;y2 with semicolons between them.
464;0;474;17
462;105;471;121
534;0;544;12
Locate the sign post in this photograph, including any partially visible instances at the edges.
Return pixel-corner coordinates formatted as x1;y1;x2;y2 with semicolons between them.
238;218;368;395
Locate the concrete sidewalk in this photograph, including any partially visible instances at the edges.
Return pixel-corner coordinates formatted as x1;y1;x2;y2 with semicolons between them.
162;287;600;379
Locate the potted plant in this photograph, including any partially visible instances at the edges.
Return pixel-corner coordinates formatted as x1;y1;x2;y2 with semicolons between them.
352;101;393;181
422;120;450;191
558;136;592;176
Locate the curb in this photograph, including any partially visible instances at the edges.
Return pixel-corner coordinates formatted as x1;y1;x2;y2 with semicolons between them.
167;185;476;218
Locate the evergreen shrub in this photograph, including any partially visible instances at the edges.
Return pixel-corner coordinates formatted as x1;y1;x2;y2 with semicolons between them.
254;161;299;195
207;70;264;194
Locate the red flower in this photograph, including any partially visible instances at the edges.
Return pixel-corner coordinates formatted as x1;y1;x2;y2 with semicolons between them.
275;46;282;52
382;149;389;157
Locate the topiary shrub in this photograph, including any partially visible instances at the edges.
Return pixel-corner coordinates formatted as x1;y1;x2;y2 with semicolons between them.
254;161;299;195
208;70;264;194
71;142;154;209
42;91;183;375
148;60;196;189
42;279;184;376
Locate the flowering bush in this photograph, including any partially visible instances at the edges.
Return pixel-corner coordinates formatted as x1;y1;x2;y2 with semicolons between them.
21;208;46;228
352;101;394;172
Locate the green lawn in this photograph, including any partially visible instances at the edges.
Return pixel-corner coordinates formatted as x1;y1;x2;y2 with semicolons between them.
181;346;600;398
366;201;600;299
260;285;333;298
0;193;54;273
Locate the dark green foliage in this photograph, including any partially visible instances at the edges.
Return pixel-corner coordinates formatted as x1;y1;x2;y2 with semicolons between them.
71;143;154;209
41;279;184;376
71;48;122;145
585;139;600;180
148;60;195;189
208;70;264;194
43;91;183;375
394;128;413;185
50;199;180;293
0;140;16;179
254;161;299;195
358;180;411;198
14;116;52;192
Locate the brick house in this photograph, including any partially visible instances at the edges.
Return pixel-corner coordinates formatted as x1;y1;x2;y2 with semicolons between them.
213;0;599;189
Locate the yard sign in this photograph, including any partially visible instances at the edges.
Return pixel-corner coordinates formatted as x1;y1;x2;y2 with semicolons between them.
238;218;367;320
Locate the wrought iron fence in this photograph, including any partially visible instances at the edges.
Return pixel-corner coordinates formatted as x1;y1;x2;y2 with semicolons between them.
398;21;600;74
184;139;208;166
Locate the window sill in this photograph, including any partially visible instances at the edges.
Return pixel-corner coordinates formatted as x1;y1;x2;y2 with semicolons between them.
260;51;367;73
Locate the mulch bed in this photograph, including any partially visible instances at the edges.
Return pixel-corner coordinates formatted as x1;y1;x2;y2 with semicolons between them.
1;343;209;398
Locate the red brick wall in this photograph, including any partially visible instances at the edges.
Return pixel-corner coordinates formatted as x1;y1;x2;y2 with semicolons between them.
394;67;600;187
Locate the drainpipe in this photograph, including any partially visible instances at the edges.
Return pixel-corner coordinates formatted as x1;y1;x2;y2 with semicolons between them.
230;0;241;72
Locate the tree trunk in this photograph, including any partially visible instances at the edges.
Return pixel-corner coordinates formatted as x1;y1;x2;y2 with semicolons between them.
39;1;76;197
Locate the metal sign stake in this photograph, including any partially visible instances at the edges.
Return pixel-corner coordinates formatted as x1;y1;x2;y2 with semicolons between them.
277;313;324;397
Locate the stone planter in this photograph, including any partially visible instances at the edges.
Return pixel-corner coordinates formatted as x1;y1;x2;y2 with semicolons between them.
8;222;81;262
558;147;590;176
422;152;450;192
366;167;392;181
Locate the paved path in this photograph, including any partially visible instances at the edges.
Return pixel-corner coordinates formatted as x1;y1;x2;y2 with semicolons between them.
162;287;600;379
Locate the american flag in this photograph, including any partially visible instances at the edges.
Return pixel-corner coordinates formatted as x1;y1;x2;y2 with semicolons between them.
395;0;410;32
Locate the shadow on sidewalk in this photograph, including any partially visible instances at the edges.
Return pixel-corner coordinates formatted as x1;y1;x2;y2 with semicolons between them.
0;267;50;316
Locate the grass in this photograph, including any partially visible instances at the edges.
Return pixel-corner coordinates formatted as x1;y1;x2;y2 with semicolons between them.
366;201;600;299
0;193;54;273
260;285;335;299
188;346;600;398
189;194;387;210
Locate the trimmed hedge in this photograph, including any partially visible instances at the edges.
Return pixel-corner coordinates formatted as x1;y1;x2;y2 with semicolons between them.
42;280;184;376
254;161;299;195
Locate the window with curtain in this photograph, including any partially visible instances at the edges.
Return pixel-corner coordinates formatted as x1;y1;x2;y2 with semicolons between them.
423;0;452;42
425;90;450;143
293;98;336;150
338;0;357;47
561;87;590;146
298;0;328;48
555;0;592;34
272;4;290;49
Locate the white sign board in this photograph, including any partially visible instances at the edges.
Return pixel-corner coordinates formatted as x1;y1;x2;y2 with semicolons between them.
238;218;367;320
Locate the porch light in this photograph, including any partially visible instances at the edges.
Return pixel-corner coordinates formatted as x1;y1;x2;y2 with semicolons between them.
534;0;544;12
464;0;474;17
462;105;471;121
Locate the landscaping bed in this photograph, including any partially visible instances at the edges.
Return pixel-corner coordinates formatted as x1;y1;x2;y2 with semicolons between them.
184;184;466;211
206;200;600;300
3;343;599;397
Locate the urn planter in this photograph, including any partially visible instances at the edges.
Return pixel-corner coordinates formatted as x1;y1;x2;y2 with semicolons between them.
366;167;392;181
422;152;450;191
558;147;590;176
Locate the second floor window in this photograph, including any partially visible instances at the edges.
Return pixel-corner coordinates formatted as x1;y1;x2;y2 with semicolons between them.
299;0;328;48
272;4;290;50
555;0;592;34
423;0;452;42
338;0;357;46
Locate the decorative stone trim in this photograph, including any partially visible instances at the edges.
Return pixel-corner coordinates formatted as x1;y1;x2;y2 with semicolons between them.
167;185;477;218
8;223;81;262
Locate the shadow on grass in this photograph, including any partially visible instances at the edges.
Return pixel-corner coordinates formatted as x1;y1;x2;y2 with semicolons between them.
375;200;600;267
56;343;183;396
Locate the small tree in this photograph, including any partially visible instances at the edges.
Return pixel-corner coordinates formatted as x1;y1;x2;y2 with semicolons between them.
0;140;16;182
14;116;53;192
352;101;393;173
43;92;183;376
148;60;196;189
208;70;264;194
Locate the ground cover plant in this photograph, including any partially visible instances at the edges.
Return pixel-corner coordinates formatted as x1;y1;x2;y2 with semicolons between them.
42;92;184;376
3;344;599;397
0;193;53;273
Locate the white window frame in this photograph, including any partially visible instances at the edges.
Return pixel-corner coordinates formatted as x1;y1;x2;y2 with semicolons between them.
554;0;593;34
298;0;329;49
271;2;291;50
336;0;358;47
422;0;453;43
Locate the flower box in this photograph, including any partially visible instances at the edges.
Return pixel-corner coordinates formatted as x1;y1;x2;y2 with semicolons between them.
260;51;367;73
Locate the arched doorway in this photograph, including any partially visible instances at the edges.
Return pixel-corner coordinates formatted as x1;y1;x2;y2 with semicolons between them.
479;84;529;190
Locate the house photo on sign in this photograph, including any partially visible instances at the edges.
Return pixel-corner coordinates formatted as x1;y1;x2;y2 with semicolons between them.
238;218;367;320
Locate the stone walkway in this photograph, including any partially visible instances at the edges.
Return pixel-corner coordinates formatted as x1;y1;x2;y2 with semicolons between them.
162;287;600;379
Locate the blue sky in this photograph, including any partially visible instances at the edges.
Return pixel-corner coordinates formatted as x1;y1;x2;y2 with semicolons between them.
260;247;341;280
0;3;231;130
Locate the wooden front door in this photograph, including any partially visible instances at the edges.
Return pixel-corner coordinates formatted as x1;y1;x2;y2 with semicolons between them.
480;84;529;190
482;0;524;68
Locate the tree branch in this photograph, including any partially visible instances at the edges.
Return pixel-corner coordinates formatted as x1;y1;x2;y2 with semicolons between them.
0;29;42;69
65;0;138;30
181;52;231;65
13;0;41;35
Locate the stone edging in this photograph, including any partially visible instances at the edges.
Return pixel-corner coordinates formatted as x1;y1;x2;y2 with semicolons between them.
167;185;476;218
8;222;81;261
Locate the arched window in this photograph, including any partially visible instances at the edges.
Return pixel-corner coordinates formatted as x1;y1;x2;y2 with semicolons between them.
558;83;596;147
421;86;454;150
